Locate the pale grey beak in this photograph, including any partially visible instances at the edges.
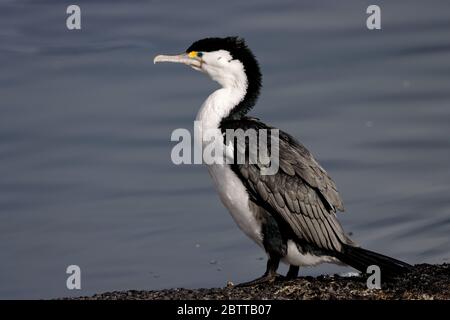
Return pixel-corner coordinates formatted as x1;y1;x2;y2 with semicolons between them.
153;53;202;70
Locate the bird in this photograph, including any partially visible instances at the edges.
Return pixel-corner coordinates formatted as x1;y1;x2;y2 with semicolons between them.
154;36;412;286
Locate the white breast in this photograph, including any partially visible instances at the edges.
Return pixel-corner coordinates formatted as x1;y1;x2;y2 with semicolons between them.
195;86;263;247
208;164;263;246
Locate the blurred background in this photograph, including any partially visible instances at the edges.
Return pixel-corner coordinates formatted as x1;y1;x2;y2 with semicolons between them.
0;0;449;299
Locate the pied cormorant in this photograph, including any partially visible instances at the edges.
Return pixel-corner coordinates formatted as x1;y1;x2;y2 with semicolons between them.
154;37;411;286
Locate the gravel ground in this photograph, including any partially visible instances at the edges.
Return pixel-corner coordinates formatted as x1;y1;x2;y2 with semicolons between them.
74;264;449;300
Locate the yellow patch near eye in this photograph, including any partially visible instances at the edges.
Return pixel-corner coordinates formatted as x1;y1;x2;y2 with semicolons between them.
188;51;197;58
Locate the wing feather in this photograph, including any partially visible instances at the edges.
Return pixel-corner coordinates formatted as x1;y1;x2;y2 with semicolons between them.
221;117;351;252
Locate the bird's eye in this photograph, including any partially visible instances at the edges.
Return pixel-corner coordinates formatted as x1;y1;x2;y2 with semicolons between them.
197;52;203;58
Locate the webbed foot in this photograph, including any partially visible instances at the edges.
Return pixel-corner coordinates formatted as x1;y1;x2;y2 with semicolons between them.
236;272;284;287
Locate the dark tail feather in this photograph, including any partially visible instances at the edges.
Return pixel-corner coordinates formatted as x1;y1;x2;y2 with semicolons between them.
337;244;413;279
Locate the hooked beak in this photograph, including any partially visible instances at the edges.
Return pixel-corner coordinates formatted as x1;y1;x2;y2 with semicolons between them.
153;53;203;71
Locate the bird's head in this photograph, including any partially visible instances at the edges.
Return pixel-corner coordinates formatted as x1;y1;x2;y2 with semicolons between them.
154;37;261;117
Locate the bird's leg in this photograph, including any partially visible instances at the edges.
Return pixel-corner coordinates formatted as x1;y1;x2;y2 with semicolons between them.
236;256;283;287
285;265;299;280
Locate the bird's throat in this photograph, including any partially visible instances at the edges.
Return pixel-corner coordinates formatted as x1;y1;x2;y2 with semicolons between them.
196;87;247;131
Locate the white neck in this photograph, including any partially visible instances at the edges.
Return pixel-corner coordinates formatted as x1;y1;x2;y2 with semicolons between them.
193;85;245;167
195;86;246;130
195;52;248;144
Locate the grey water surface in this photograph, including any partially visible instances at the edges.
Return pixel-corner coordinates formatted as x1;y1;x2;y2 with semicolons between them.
0;0;449;299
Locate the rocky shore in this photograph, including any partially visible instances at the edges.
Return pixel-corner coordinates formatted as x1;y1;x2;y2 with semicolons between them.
75;264;449;300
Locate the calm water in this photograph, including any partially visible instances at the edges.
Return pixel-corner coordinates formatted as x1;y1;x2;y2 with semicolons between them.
0;0;449;299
